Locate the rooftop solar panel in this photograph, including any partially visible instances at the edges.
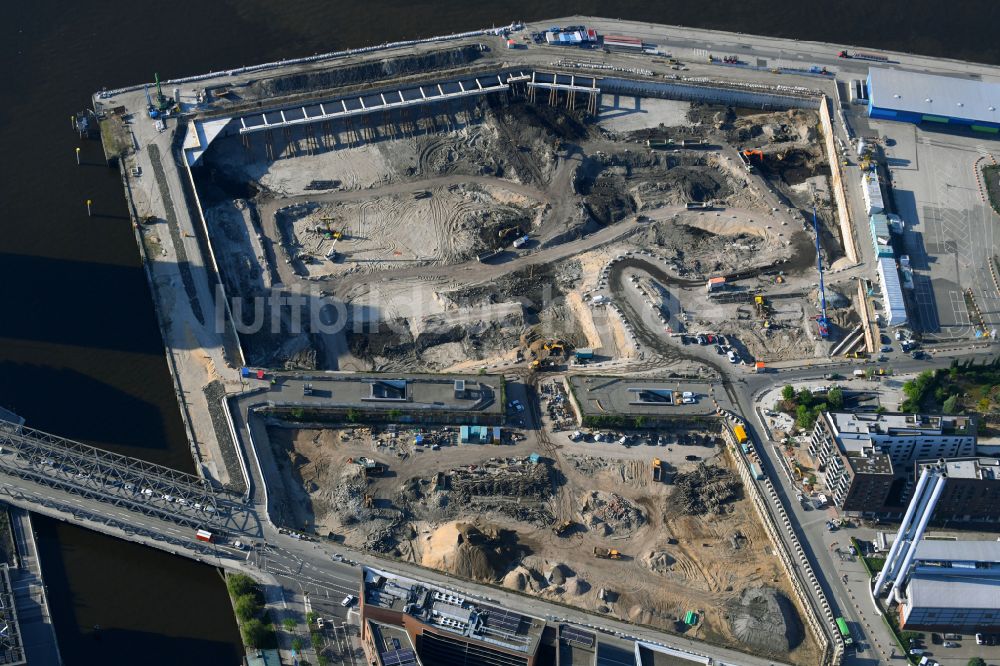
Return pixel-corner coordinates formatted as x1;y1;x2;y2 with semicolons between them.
561;625;596;648
380;648;417;666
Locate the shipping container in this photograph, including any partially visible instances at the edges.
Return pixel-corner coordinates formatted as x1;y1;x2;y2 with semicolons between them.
749;463;764;480
603;35;644;51
196;529;214;543
733;425;748;444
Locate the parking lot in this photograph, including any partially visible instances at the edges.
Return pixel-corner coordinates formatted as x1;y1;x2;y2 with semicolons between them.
873;120;1000;339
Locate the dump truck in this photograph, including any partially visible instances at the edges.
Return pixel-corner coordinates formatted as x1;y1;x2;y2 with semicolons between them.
353;457;387;476
594;547;622;560
652;458;663;482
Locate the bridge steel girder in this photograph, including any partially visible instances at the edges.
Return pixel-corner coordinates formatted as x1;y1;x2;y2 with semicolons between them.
0;484;240;565
0;422;258;536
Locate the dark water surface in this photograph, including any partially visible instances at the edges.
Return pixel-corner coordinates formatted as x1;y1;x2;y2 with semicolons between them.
0;0;997;662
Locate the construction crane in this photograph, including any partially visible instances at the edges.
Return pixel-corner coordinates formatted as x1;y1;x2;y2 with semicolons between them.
145;72;173;118
812;206;830;338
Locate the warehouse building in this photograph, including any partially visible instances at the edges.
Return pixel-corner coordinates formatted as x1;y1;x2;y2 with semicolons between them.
899;541;1000;631
867;68;1000;133
876;256;907;327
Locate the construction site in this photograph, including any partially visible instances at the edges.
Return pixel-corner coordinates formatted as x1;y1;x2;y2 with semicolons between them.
129;34;872;665
189;66;859;372
262;417;818;663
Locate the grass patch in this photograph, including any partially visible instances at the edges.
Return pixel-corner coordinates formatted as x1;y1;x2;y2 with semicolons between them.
985;165;1000;216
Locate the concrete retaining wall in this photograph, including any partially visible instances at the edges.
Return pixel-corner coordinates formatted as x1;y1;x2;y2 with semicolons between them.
599;76;820;110
722;426;841;665
819;96;858;264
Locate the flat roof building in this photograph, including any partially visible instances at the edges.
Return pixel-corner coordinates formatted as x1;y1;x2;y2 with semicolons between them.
900;540;1000;631
901;575;1000;631
876;256;907;327
914;458;1000;523
809;412;976;512
867;67;1000;133
252;373;504;425
565;376;719;427
360;567;546;666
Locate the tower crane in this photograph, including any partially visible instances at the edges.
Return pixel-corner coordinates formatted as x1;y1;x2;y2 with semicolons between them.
812;206;830;338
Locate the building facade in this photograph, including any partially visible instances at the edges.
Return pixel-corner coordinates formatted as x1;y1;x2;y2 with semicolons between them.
900;541;1000;631
360;567;545;666
914;458;1000;523
809;412;976;512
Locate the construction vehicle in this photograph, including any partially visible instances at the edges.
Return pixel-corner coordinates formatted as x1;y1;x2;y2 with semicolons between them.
811;207;830;338
553;520;576;536
733;425;748;445
145;72;173;118
497;226;520;243
594;547;622;560
738;149;764;173
543;340;566;355
652;458;663;482
325;228;346;260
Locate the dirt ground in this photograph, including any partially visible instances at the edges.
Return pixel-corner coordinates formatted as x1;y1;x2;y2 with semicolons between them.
266;423;819;663
196;95;836;374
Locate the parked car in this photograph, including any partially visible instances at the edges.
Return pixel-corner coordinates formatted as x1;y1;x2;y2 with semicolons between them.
341;595;356;607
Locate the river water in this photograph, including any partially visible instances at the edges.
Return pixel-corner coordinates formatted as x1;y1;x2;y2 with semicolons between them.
0;0;996;662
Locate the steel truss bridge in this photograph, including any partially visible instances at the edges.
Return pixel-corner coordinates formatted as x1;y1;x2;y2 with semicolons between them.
0;421;258;538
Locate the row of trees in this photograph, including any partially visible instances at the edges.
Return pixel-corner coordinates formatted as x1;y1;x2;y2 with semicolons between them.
227;573;276;649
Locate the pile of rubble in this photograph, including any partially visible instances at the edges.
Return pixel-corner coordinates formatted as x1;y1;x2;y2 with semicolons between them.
672;464;742;515
441;457;554;525
727;586;803;654
580;491;645;535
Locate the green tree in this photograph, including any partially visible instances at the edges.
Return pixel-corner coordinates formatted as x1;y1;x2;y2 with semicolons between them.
290;407;305;419
796;388;813;407
387;408;402;420
827;387;844;410
942;395;960;414
795;404;816;430
282;617;297;632
241;618;269;648
346;408;360;422
292;637;304;652
977;397;992;412
967;658;985;666
235;594;259;623
875;405;887;414
311;630;324;651
634;415;647;428
227;573;258;599
306;611;318;625
781;385;795;402
900;398;919;414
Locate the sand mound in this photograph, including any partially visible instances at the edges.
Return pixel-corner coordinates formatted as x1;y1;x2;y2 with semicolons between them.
420;522;523;582
502;568;528;592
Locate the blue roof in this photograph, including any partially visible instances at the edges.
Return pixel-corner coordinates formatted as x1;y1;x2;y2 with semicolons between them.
868;67;1000;125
